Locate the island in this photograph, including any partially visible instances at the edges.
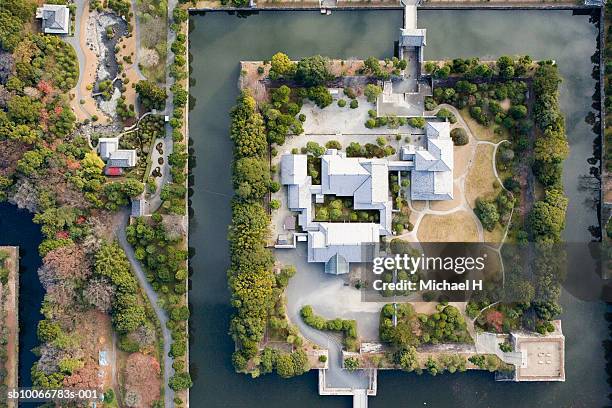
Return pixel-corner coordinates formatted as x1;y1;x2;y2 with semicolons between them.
226;3;569;405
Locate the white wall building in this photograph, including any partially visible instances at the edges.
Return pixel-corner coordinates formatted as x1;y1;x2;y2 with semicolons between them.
98;137;137;168
279;121;453;274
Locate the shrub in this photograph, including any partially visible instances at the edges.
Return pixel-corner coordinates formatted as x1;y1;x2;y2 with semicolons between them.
325;140;342;150
344;357;360;371
408;117;425;128
350;99;358;109
450;128;468;146
337;99;346;107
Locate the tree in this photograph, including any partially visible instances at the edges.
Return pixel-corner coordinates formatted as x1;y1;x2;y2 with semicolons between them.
291;350;309;375
84;278;115;313
474;198;499;231
38;244;91;289
509;105;527;119
434;65;451;79
169;372;192;391
94;242;137;292
363;57;389;79
304;141;325;157
408;117;425;129
364;84;382;103
346;142;364;157
396;346;419;372
270;52;295;77
122;179;144;197
230;92;267;159
275;352;296;378
307;86;332;109
113;292;146;333
135;80;166;110
534;129;569;164
295;55;332;86
425;356;441;376
7;95;42;124
450;128;468;146
496;56;514;72
0;11;25;52
528;188;567;243
233;157;270;200
171;305;190;321
173;7;188;23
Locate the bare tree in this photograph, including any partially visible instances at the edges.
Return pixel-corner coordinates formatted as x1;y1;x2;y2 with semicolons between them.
83;278;115;313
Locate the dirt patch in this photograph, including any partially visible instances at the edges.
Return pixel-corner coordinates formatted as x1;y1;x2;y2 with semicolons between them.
411;200;427;211
429;181;462;212
484;223;506;244
465;144;499;208
122;353;161;408
452;131;476;178
459;108;507;143
239;62;269;103
417;211;480;242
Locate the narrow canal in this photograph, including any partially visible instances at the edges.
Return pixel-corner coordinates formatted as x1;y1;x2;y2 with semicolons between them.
0;203;44;394
188;9;608;408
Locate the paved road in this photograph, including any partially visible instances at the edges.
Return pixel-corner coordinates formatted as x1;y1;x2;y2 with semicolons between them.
116;210;175;407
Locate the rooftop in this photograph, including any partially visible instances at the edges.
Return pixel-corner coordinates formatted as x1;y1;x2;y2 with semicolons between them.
36;4;70;35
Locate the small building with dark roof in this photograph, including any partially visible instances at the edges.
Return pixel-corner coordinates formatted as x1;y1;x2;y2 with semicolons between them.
36;4;70;35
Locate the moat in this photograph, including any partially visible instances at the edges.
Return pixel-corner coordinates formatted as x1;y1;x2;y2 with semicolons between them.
187;8;608;408
0;7;607;408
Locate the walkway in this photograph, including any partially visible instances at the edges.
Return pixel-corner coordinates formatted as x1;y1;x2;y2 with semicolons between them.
63;0;90;120
128;0;147;81
115;211;175;407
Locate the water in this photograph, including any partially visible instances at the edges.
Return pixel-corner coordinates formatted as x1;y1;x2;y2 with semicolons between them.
0;203;44;391
188;9;609;407
0;7;604;408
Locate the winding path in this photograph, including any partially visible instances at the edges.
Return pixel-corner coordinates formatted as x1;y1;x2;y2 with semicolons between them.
115;210;175;407
64;0;90;120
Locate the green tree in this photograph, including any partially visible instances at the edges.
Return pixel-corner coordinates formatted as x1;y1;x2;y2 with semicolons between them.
396;346;419;372
275;352;296;378
135;80;167;110
295;55;332;86
450;127;468;146
233;157;270;200
230;92;267;159
169;372;193;391
474;198;500;231
364;84;382;103
270;52;296;77
307;86;332;109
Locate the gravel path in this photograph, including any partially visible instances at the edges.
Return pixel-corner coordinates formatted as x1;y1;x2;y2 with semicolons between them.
115;210;175;407
63;0;90;120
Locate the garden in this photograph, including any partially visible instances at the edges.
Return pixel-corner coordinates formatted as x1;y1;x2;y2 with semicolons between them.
314;196;379;224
